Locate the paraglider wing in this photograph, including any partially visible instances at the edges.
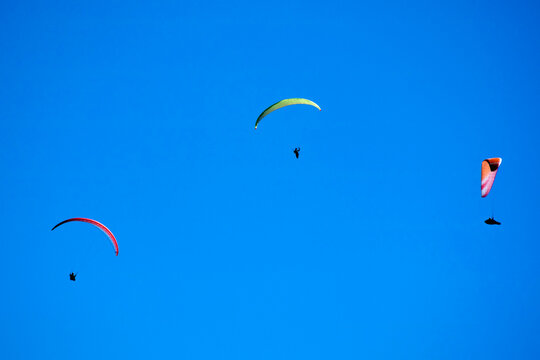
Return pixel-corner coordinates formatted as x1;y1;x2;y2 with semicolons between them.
51;218;118;256
481;158;502;197
254;98;321;129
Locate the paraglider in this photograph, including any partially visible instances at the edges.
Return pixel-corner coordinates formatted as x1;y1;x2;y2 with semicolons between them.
254;98;321;129
51;218;119;255
484;218;501;225
481;158;502;198
69;272;77;281
481;158;502;225
293;147;300;158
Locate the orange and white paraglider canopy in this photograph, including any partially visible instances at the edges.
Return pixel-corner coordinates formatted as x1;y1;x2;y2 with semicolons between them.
481;158;502;198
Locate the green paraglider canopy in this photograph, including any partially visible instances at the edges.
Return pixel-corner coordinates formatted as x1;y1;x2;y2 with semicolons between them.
254;98;321;129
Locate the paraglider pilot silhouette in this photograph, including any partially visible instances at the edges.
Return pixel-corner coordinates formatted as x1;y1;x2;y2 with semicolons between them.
69;272;77;281
293;148;300;158
484;218;501;225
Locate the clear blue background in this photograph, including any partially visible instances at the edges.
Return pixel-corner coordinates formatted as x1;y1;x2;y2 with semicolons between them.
1;1;539;359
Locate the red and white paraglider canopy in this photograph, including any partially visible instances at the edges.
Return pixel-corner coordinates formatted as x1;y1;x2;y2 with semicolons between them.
51;218;118;256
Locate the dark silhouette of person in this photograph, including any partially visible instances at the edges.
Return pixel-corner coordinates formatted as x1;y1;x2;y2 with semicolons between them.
293;147;300;158
484;217;501;225
69;272;77;281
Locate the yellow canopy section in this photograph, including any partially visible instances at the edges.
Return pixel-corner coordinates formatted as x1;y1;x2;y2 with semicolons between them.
254;98;321;129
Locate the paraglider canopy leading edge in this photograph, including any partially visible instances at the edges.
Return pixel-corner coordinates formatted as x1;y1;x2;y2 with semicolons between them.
51;217;119;256
254;98;321;129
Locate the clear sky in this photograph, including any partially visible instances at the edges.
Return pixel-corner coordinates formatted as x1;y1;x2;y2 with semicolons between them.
1;1;540;359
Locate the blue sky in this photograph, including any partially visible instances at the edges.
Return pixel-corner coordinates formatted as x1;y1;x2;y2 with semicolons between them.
1;1;540;359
